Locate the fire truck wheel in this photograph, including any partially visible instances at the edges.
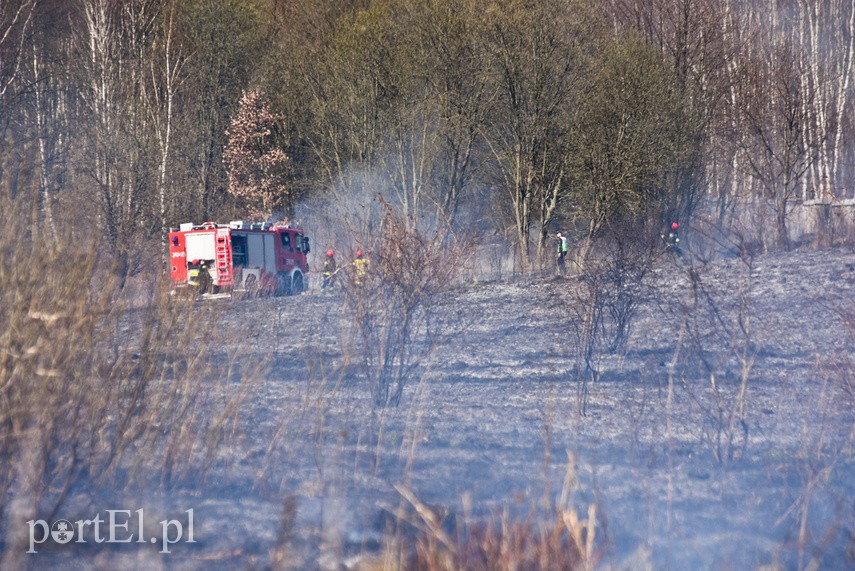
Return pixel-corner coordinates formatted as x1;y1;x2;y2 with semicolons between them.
291;271;304;295
275;273;289;296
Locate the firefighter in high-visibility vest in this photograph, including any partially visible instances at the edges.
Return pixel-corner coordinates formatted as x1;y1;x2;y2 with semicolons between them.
188;259;210;296
322;249;337;289
188;260;201;287
353;250;369;286
556;232;569;275
660;221;681;255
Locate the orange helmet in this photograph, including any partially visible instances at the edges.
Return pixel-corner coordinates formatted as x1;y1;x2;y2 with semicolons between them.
326;249;335;257
356;250;363;258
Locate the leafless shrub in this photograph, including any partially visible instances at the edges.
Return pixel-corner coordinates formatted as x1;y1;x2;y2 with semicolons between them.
564;269;605;416
600;240;653;355
340;206;469;409
562;233;655;416
661;229;757;465
776;302;855;571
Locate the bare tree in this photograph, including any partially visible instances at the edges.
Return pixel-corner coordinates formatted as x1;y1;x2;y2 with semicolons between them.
611;0;733;229
73;0;165;278
737;45;815;251
401;0;491;229
0;0;38;211
481;0;582;270
178;0;264;219
298;5;391;204
793;0;855;200
23;0;73;243
77;0;122;246
610;0;855;240
147;0;186;256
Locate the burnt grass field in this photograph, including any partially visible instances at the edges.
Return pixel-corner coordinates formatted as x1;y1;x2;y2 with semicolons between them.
28;245;855;570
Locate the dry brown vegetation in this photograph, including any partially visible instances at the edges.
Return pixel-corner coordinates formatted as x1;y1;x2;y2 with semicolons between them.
384;457;601;571
0;201;258;566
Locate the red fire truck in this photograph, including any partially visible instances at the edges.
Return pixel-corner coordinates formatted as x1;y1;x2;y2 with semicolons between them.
168;221;310;296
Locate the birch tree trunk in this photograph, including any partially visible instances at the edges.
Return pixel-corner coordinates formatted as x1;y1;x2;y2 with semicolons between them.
31;47;58;243
831;0;855;197
80;0;120;248
149;0;184;260
0;0;36;102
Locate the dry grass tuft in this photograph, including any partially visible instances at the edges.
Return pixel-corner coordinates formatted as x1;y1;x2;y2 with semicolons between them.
383;455;602;571
390;496;600;571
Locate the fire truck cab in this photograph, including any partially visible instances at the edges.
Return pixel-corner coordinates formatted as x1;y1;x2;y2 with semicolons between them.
169;221;310;296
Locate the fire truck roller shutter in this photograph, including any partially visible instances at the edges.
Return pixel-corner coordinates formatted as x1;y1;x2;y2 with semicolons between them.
185;233;216;264
263;234;276;272
247;234;265;267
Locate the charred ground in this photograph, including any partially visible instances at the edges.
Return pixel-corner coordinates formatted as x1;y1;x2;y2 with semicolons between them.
22;246;855;569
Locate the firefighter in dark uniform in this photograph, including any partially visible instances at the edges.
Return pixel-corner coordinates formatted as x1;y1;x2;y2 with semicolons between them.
661;222;681;254
188;259;210;297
